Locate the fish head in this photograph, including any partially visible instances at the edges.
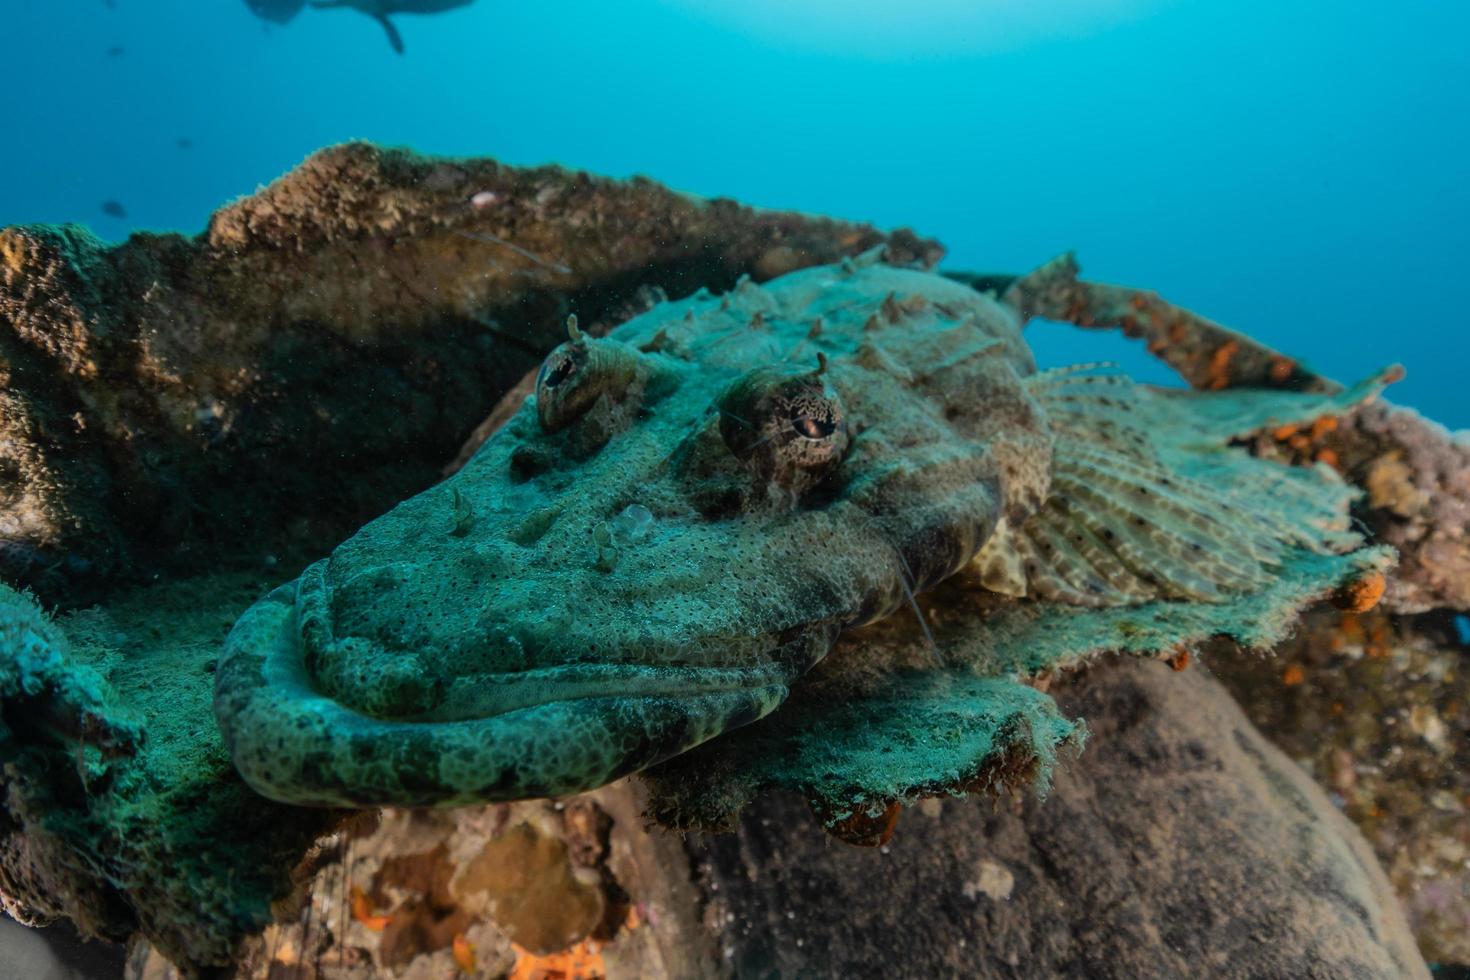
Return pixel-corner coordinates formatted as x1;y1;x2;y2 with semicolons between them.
215;254;1049;806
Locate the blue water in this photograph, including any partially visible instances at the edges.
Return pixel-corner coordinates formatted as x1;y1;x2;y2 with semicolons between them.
4;0;1467;427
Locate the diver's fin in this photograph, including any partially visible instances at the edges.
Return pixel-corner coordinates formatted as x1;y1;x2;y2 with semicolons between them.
305;2;404;52
374;13;404;53
977;365;1361;607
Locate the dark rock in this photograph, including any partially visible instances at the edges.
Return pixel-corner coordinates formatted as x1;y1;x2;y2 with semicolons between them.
1212;608;1470;966
691;659;1428;979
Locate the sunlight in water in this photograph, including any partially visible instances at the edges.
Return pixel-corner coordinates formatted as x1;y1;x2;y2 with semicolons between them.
659;0;1177;56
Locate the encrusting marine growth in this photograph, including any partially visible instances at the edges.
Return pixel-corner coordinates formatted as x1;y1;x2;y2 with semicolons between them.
212;246;1397;827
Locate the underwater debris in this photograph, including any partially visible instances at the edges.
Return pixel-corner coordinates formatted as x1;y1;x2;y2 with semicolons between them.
971;252;1335;393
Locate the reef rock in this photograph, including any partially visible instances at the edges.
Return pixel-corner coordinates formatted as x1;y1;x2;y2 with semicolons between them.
0;141;938;605
693;658;1428;979
1211;607;1470;966
1248;400;1470;614
0;572;335;973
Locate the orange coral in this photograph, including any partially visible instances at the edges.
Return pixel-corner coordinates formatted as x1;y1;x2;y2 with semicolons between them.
503;900;642;980
1332;571;1387;613
350;886;392;932
1206;339;1240;390
452;933;476;973
509;938;608;980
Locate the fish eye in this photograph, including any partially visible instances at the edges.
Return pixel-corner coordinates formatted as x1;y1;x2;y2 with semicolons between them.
539;352;578;390
718;357;849;489
535;317;644;434
791;401;840;440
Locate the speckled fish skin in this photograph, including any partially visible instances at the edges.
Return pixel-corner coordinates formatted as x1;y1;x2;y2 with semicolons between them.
213;251;1383;807
214;253;1059;806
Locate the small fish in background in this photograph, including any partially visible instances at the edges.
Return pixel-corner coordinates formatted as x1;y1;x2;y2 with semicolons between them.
106;45;125;57
306;0;477;54
177;137;194;150
100;201;127;219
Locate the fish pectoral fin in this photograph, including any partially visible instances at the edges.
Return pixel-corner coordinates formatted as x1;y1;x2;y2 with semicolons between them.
970;517;1028;598
1008;364;1360;608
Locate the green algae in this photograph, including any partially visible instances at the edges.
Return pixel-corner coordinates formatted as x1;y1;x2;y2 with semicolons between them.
0;572;333;975
643;667;1084;836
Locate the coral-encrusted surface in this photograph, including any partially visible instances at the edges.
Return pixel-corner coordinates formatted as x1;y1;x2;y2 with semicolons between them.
126;788;713;980
0;142;938;605
1211;608;1470;965
1248;401;1470;614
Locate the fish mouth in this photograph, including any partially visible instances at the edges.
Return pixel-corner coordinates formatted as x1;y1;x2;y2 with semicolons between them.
213;581;829;808
386;659;802;724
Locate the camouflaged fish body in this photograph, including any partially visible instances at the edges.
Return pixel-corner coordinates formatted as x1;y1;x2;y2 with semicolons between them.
213;251;1388;807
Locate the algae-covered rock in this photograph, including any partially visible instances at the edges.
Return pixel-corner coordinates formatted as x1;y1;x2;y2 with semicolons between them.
0;573;334;974
0;141;938;605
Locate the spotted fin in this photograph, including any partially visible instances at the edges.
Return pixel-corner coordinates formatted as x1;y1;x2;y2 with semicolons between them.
982;365;1365;607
